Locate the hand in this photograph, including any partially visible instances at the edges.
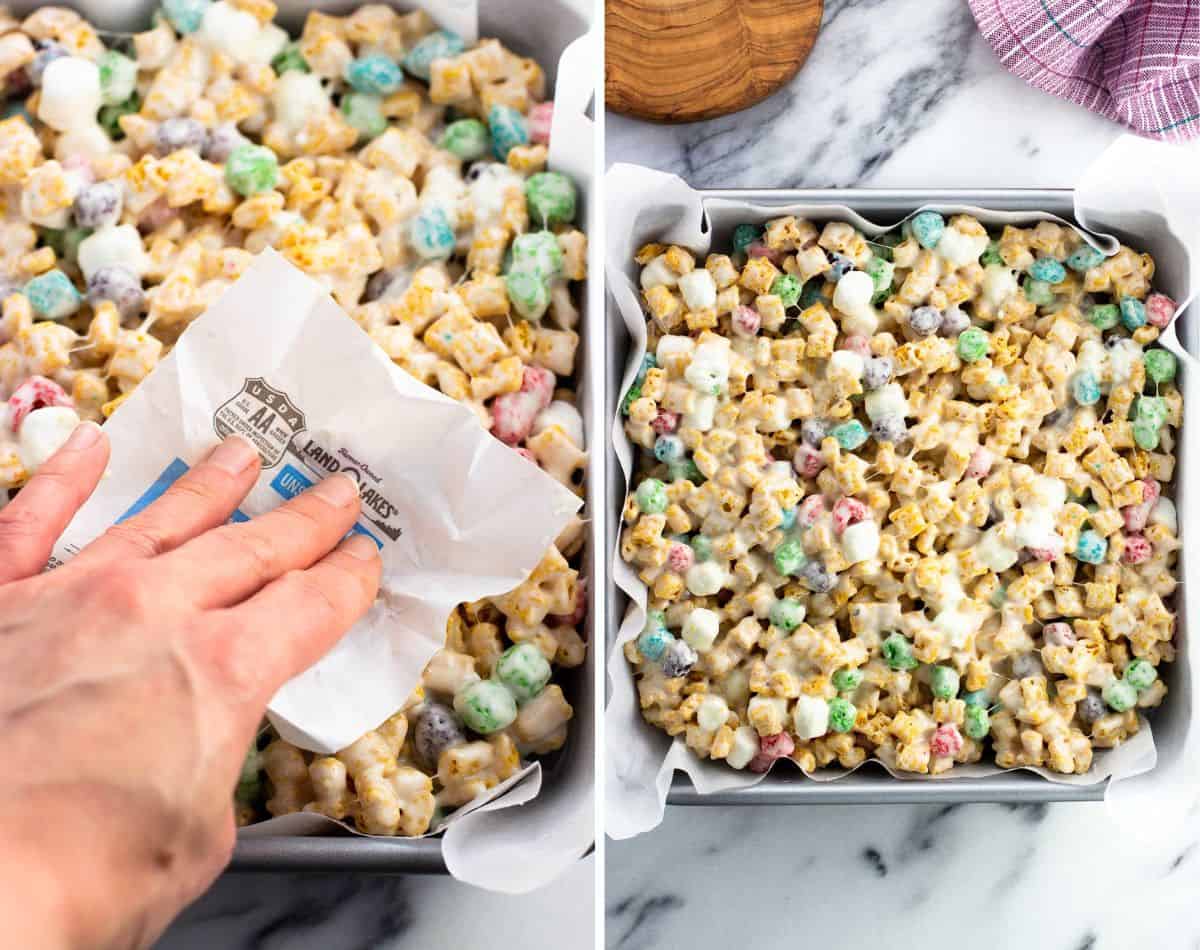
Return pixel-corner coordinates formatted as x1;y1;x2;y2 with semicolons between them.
0;424;381;949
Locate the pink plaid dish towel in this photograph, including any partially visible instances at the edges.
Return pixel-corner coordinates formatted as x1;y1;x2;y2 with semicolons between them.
968;0;1200;141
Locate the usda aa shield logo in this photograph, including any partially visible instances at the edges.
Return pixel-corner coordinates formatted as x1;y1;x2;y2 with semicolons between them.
213;377;306;468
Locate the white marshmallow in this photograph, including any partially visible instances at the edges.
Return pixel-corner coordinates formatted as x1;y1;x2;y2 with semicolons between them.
696;694;730;732
272;70;329;135
792;694;830;740
247;22;289;65
38;57;101;132
54;122;112;162
18;407;80;473
841;519;880;565
20;165;83;228
977;526;1019;572
748;696;788;731
465;163;520;230
981;264;1019;308
678;268;717;311
832;270;877;335
933;607;977;650
640;255;677;291
78;225;149;282
655;334;695;367
199;1;264;61
936;227;989;269
864;382;909;422
828;349;864;380
685;561;726;596
1108;338;1143;386
681;607;720;652
683;393;718;432
532;400;584;448
725;725;760;769
1150;497;1178;535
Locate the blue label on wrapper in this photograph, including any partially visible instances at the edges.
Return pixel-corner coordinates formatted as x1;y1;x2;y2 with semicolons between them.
269;463;313;500
117;457;249;524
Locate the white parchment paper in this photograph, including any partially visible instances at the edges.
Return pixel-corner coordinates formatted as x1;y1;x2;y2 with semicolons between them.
54;248;581;754
605;138;1199;839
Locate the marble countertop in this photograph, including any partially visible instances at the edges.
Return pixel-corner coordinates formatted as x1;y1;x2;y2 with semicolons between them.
606;2;1198;949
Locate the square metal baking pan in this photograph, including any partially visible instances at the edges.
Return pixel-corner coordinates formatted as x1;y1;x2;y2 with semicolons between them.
607;187;1191;806
15;0;596;871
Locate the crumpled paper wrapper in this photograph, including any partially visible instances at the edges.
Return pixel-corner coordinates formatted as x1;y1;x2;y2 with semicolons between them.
605;136;1198;839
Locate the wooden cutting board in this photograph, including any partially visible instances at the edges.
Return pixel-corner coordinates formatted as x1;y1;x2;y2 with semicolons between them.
606;0;824;123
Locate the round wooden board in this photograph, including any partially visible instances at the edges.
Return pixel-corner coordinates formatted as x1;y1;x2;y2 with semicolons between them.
606;0;824;123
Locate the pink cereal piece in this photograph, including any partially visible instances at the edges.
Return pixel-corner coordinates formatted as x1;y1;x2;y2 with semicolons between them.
1122;478;1161;532
551;576;588;625
832;496;867;534
747;241;784;265
1142;478;1162;506
9;375;72;432
1146;292;1177;329
651;410;679;435
521;365;556;411
529;101;553;145
842;335;871;357
749;731;795;772
1121;533;1153;564
930;723;963;758
1026;539;1062;563
492;391;540;444
965;447;994;480
667;542;695;574
732;305;761;337
1042;621;1076;648
793;444;825;479
797;494;826;527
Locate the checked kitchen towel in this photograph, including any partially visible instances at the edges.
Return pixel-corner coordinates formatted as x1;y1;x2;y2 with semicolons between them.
969;0;1200;141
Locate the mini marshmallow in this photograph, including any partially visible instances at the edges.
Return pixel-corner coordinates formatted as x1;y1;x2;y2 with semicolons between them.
532;400;584;448
981;264;1019;308
832;270;877;335
828;349;865;380
38;57;101;133
726;725;760;769
54;123;112;162
272;70;330;135
977;526;1019;572
199;1;266;62
18;406;80;473
865;382;909;421
655;334;695;366
1150;497;1178;535
683;393;718;432
681;607;720;652
678;268;717;311
696;694;730;732
841;519;880;564
792;694;829;740
936;227;989;269
640;255;677;291
78;226;150;282
686;561;726;596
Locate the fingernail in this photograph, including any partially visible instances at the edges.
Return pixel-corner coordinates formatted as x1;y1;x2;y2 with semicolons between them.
313;472;360;507
66;421;103;450
208;436;260;475
340;532;380;560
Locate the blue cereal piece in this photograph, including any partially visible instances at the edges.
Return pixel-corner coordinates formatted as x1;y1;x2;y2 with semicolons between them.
910;211;945;250
1119;296;1147;330
832;419;868;450
25;269;81;319
1067;243;1105;272
345;54;405;95
409;205;456;260
401;29;465;81
487;104;529;160
1028;257;1066;284
1075;530;1108;565
1071;370;1101;406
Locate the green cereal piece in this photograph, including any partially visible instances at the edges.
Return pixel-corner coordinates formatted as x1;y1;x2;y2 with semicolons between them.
1023;278;1054;306
964;704;990;739
690;534;713;561
1134;395;1167;426
1123;658;1157;691
340;92;387;141
1133;419;1160;450
509;230;564;282
827;697;857;733
768;598;804;632
773;538;806;576
957;326;990;362
455;679;518;734
1102;678;1137;713
1144;349;1177;384
881;633;919;671
525;171;577;227
962;689;990;708
224;144;279;196
771;274;801;308
832;419;868;450
866;256;894;295
620;382;642;416
988;585;1007;608
635;478;668;514
929;665;960;700
98;50;138;106
732;223;761;256
505;269;551;321
980;241;1004;267
799;279;825;309
832;668;864;693
440;118;489;161
494;643;552;703
1088;303;1120;330
667;458;704;484
25;269;81;320
98;93;140;141
40;227;90;264
271;42;310;75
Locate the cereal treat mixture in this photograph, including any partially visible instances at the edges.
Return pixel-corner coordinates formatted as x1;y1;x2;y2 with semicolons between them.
0;3;586;834
620;212;1180;777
